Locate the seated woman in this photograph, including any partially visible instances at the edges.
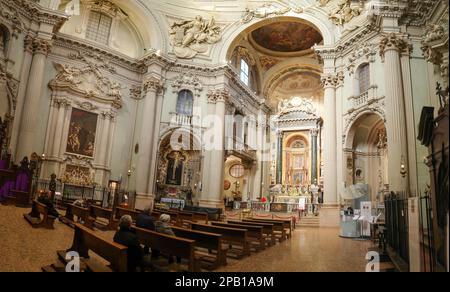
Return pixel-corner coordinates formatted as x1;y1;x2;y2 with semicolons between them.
37;191;60;218
154;214;180;264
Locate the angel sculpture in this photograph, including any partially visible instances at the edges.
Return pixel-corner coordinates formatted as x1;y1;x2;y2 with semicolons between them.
53;63;81;85
170;16;222;59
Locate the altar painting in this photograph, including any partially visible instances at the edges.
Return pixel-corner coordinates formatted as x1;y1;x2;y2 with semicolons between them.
66;108;98;157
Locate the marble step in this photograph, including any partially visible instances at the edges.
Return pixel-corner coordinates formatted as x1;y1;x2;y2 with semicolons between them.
298;216;320;227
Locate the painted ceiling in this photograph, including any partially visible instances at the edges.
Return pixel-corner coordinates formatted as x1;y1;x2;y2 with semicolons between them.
251;22;323;53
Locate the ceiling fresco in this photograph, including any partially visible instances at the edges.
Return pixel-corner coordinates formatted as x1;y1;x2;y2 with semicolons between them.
251;22;323;53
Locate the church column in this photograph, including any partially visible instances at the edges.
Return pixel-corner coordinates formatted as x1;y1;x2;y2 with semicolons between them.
335;71;345;202
10;36;39;160
147;85;165;196
16;38;52;160
310;128;319;185
379;33;410;193
276;130;283;184
210;89;227;206
200;89;227;208
321;73;338;205
51;99;66;159
199;92;217;204
134;77;162;207
400;41;419;196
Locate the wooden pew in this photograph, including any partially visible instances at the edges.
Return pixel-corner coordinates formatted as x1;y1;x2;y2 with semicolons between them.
23;200;56;229
64;223;128;272
243;219;287;241
211;221;265;252
90;205;115;230
62;204;93;229
247;218;292;239
176;211;194;228
226;220;276;247
171;226;227;270
253;217;293;235
190;223;249;259
130;226;200;272
115;207;141;222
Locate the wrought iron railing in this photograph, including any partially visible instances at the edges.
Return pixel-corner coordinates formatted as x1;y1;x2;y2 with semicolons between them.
385;192;409;263
419;194;436;272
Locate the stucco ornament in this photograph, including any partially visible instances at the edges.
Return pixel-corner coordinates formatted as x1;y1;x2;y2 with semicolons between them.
242;3;303;23
170;16;222;59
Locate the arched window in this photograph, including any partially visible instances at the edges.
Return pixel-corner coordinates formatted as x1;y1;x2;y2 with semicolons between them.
357;63;370;95
240;59;249;86
176;90;194;116
86;11;112;45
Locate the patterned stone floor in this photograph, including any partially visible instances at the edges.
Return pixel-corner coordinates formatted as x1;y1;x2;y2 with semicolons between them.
0;204;373;272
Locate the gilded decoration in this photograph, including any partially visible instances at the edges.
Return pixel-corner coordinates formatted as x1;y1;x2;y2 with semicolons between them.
62;164;94;186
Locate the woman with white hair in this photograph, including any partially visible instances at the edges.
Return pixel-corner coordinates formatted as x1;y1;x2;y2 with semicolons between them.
155;214;175;236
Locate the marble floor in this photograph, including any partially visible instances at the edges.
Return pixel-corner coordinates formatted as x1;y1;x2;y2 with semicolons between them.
0;204;373;272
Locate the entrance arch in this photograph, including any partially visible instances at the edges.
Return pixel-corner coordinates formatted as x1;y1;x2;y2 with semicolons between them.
344;112;388;202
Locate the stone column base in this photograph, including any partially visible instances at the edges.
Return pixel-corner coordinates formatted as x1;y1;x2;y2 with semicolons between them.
319;204;340;227
134;193;155;211
198;199;224;209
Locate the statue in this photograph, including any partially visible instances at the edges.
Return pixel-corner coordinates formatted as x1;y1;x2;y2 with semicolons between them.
170;16;222;59
329;0;362;26
53;63;82;85
242;3;303;23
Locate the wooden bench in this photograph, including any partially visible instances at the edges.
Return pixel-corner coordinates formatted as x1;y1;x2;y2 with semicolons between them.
62;204;93;229
247;218;292;239
176;211;194;228
115;207;141;222
244;219;287;241
23;200;56;229
227;220;276;247
64;223;128;272
211;221;265;252
172;226;227;270
190;223;249;259
130;226;200;272
90;205;115;230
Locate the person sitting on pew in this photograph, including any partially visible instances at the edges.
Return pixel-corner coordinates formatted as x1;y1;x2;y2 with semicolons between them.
136;207;155;255
136;207;155;231
113;215;150;272
155;214;175;236
73;198;88;208
155;214;180;264
37;190;60;219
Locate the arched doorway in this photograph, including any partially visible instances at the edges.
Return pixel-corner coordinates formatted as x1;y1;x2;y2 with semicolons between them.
344;113;388;203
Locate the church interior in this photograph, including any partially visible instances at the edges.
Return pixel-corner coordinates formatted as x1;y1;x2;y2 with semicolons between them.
0;0;448;273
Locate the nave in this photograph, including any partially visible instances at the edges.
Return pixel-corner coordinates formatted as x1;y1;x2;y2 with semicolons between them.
0;204;377;272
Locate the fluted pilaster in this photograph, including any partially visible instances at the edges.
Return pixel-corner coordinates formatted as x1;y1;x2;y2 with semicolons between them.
321;72;337;204
379;33;410;193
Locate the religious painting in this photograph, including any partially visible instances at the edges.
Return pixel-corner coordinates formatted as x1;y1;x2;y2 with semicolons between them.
165;151;186;186
66;108;98;157
251;22;323;53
